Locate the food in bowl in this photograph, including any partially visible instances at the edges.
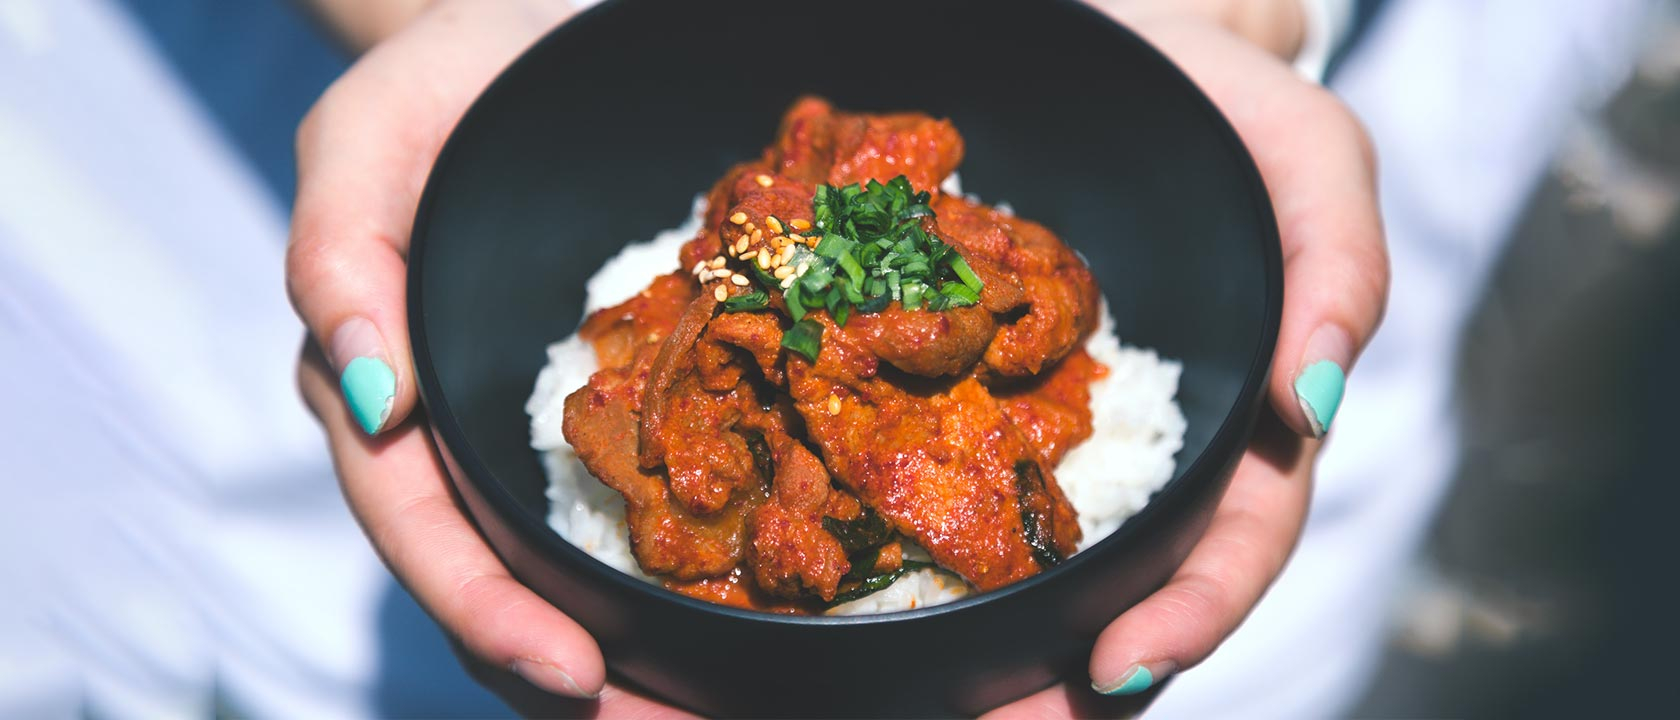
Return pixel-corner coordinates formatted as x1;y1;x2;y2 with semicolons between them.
527;98;1185;615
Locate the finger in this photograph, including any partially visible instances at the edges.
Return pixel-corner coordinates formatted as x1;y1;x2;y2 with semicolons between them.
980;680;1165;720
1098;0;1307;58
455;643;698;720
1088;410;1315;695
286;1;566;435
1140;19;1391;438
298;343;606;698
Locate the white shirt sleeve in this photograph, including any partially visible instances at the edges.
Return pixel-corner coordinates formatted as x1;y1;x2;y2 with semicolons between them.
1294;0;1357;81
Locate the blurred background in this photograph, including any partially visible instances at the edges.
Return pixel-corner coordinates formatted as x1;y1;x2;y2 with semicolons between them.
2;0;1676;717
1353;6;1680;715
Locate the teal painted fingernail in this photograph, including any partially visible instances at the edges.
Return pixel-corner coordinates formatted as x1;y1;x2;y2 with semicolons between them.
1294;360;1345;436
1095;665;1155;696
341;356;396;434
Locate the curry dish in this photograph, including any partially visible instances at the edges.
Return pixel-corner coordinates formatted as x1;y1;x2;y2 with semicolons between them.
561;98;1105;612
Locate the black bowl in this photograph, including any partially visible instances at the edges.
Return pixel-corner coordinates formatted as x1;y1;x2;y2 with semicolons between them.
408;0;1280;715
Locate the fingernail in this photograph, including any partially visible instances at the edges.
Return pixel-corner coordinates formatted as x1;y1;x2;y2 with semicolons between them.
1293;324;1351;437
511;658;598;699
332;317;395;435
1093;661;1175;696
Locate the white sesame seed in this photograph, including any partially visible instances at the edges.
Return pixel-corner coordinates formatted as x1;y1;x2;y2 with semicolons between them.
789;218;812;231
756;252;771;270
729;211;748;225
796;262;809;276
711;256;727;269
780;277;795;289
827;394;842;415
714;285;729;302
755;174;773;187
774;265;794;279
765;216;783;234
731;274;750;286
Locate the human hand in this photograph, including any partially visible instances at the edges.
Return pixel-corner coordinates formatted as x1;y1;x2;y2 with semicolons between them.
984;2;1388;715
289;1;696;713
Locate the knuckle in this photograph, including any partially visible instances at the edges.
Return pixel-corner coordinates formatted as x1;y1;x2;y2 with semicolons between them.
283;229;334;311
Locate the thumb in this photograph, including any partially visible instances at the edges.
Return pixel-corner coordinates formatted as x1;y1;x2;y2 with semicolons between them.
285;69;433;434
285;0;566;434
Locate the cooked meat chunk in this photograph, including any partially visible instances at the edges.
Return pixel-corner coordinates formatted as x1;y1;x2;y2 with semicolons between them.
933;195;1101;376
767;96;965;193
995;349;1107;466
707;311;786;384
562;366;760;579
838;303;996;377
578;272;697;371
746;433;851;600
785;316;1081;591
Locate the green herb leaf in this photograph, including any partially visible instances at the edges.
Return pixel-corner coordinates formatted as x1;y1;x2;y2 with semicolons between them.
781;318;824;362
720;289;769;312
1015;461;1065;569
826;560;938;606
822;510;895;555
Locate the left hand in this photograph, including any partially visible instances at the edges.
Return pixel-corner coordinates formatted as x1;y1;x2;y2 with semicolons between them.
985;2;1389;715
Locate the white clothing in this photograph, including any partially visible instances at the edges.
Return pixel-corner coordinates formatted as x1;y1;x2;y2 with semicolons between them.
0;1;389;717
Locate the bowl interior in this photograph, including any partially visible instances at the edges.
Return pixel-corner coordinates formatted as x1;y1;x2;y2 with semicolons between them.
412;0;1277;607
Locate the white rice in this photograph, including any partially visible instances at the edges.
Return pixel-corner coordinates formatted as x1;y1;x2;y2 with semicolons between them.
526;188;1185;614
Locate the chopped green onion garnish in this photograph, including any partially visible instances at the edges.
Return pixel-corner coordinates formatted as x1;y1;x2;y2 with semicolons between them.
781;318;824;362
720;289;769;312
758;174;984;358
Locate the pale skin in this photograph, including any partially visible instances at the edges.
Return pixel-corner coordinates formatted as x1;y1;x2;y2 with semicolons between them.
288;0;1388;714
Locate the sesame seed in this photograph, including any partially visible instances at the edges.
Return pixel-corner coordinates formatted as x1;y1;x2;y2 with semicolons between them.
698;270;713;282
796;262;809;276
827;394;842;415
729;211;748;225
787;233;804;243
744;222;756;233
765;216;783;234
780;276;795;289
731;274;750;286
756;252;771;270
734;238;749;254
751;229;764;243
755;174;773;187
741;249;758;261
714;285;729;302
711;256;727;269
789;219;812;231
714;268;733;278
691;261;706;275
645;333;660;344
774;265;794;279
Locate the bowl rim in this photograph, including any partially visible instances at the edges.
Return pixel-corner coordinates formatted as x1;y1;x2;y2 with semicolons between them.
407;0;1283;627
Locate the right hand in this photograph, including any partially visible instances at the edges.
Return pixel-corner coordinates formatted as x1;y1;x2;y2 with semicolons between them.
288;0;692;714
